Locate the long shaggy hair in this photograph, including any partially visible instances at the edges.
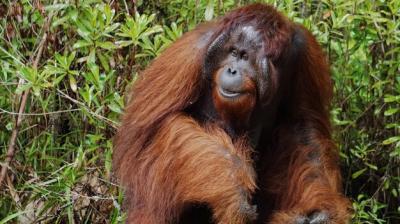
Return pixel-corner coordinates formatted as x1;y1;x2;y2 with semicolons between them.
113;3;351;224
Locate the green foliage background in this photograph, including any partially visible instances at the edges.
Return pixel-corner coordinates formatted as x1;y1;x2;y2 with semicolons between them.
0;0;399;223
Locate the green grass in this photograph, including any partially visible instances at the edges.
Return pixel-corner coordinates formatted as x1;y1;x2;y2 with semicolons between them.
0;0;399;223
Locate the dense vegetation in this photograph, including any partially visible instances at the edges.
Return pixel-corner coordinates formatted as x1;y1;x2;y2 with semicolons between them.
0;0;399;223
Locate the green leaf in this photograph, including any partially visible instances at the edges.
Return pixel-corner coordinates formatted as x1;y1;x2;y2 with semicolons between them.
67;51;76;65
384;94;400;103
44;4;69;11
365;163;378;171
19;67;37;83
88;63;99;78
383;136;400;145
352;168;367;179
15;84;32;95
6;122;13;131
0;211;27;224
389;147;400;157
115;40;134;47
96;41;117;50
52;73;66;86
384;108;399;116
52;16;69;27
55;53;68;68
88;49;96;64
68;9;78;22
103;23;120;36
108;101;122;114
391;189;398;197
97;51;110;72
69;75;77;92
43;65;66;75
73;40;93;49
141;25;163;37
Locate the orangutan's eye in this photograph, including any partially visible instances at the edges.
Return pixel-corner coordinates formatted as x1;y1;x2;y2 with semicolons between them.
231;48;238;57
241;52;248;60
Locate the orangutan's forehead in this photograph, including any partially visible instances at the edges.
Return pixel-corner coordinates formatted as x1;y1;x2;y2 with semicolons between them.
231;25;263;49
240;26;259;41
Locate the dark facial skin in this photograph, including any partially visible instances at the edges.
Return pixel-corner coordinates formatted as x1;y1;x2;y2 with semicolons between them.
188;24;275;145
217;25;268;102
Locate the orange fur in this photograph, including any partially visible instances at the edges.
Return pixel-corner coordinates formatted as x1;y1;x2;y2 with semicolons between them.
113;3;351;224
212;68;257;128
123;114;256;223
